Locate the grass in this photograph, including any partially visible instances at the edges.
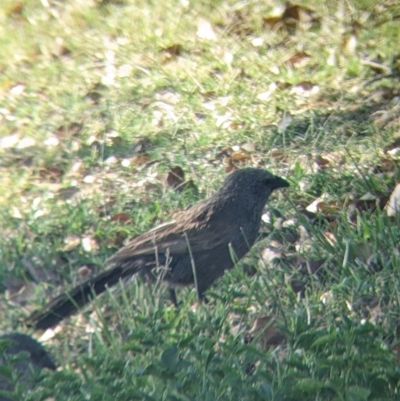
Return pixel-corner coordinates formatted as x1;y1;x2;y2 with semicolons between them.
1;0;400;399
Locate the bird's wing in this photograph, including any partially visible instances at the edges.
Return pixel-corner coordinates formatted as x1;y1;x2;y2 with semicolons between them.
106;203;235;263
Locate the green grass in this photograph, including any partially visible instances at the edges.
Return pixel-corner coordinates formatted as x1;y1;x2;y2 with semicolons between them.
1;0;400;399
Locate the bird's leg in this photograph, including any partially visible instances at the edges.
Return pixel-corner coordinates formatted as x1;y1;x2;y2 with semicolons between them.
169;289;178;306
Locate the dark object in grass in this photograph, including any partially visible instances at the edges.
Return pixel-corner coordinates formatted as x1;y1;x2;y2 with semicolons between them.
29;168;289;330
0;333;56;401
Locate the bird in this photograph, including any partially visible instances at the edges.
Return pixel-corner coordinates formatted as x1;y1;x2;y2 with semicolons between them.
29;168;289;330
0;333;56;401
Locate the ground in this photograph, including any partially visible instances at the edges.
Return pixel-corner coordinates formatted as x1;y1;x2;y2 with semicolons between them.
0;0;400;400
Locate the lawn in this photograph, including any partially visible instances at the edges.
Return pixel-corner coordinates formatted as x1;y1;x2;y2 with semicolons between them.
0;0;400;399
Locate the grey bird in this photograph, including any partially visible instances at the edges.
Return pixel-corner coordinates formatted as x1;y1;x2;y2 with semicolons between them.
0;333;56;401
29;168;289;330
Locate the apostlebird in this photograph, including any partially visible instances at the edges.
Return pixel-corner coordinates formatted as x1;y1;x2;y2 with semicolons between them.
0;333;56;401
29;168;289;330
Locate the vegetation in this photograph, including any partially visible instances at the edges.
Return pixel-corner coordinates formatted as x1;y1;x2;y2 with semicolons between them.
0;0;399;399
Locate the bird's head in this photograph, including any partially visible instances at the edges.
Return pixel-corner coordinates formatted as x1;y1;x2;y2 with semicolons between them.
217;168;289;214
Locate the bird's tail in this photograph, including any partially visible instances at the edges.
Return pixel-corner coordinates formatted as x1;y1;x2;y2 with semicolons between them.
29;265;136;330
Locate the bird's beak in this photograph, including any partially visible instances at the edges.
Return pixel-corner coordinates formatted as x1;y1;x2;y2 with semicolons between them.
271;176;289;190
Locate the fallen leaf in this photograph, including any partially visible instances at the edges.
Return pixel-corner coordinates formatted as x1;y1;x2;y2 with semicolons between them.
57;187;80;201
282;3;314;23
0;134;19;149
81;235;99;252
132;153;150;165
21;258;62;286
324;231;337;246
8;2;24;16
268;148;287;161
263;16;283;29
4;278;36;305
241;142;256;153
110;213;132;223
62;235;81;251
290;279;306;295
342;33;357;55
306;194;337;214
83;174;95;184
10;83;25;96
160;44;183;59
39;166;63;183
166;167;185;189
78;265;93;278
384;137;400;153
290;81;319;96
320;290;334;304
277;111;293;133
256;82;277;101
283;52;310;68
387;147;400;159
347;193;388;223
197;19;217;40
386;183;400;216
259;245;284;268
248;316;285;350
55;122;82;139
298;258;325;276
313;155;330;169
230;151;251;162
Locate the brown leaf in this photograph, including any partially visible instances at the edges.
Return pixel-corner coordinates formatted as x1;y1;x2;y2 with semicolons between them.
268;148;287;161
160;44;183;61
225;163;236;173
39;166;64;183
263;16;283;29
230;151;251;162
306;194;338;214
110;213;132;223
78;265;93;278
282;3;316;32
166;167;185;189
85;91;102;104
282;3;310;22
283;51;311;68
263;3;315;31
132;153;150;165
293;81;318;91
248;316;285;350
62;235;81;251
8;2;24;16
313;155;330;169
347;193;388;223
55;122;82;139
